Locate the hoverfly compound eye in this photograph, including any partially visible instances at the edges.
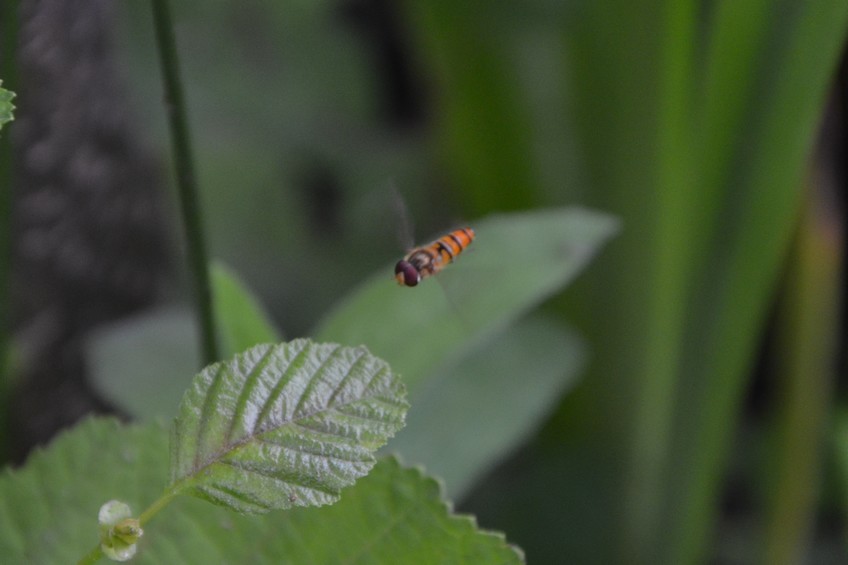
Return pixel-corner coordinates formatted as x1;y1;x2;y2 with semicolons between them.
394;261;420;287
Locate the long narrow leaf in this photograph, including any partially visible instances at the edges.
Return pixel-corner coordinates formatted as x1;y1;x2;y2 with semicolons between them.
665;3;848;563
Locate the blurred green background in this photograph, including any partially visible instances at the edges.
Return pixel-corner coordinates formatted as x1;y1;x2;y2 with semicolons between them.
74;0;848;563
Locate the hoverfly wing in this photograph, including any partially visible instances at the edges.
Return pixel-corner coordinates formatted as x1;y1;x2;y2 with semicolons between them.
388;179;416;252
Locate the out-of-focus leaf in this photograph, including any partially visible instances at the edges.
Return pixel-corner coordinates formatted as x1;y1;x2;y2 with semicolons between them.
88;264;281;420
170;340;408;513
0;418;170;563
661;4;848;563
758;190;841;565
211;261;282;358
315;207;618;391
392;315;585;498
87;307;199;420
402;2;541;212
0;418;523;563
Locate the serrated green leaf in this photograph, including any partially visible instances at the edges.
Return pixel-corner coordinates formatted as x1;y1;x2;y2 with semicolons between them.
0;80;14;128
315;207;618;390
211;261;282;358
170;340;408;513
251;456;524;564
150;457;524;564
0;418;522;563
0;418;169;563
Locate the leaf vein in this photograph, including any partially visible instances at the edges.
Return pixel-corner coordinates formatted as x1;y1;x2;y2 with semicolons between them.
287;420;358;442
199;481;273;512
327;404;403;427
292;343;345;418
324;347;368;407
194;363;227;470
257;437;370;464
253;341;311;432
226;344;278;445
215;458;341;496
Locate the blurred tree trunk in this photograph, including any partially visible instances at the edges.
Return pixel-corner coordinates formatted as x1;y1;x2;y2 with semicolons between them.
4;0;171;462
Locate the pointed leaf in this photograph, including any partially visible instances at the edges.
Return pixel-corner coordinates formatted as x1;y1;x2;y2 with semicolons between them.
211;261;282;358
316;207;618;390
170;339;408;513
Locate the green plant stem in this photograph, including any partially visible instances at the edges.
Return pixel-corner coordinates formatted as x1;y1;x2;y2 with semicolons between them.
76;545;103;565
150;0;218;366
137;488;180;526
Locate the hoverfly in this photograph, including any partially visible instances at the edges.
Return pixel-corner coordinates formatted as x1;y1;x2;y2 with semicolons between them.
394;227;475;287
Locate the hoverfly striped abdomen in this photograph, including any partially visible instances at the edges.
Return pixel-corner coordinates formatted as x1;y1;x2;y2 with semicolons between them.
394;227;475;287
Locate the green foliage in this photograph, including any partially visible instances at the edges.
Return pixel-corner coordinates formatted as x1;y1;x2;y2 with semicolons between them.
254;456;524;564
170;340;407;513
0;80;13;128
2;340;417;562
318;208;615;497
211;261;282;357
316;207;618;390
87;209;614;502
0;418;522;563
87;261;282;419
392;316;585;498
0;419;166;563
6;0;842;561
87;307;200;420
400;1;848;563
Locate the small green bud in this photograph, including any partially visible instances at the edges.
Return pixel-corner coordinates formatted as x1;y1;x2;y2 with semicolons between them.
113;518;143;545
98;500;143;562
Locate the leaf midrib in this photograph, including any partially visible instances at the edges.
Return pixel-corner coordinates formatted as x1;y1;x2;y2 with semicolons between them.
174;361;395;490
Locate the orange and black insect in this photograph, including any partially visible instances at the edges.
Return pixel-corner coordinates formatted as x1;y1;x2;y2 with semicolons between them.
394;227;475;287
